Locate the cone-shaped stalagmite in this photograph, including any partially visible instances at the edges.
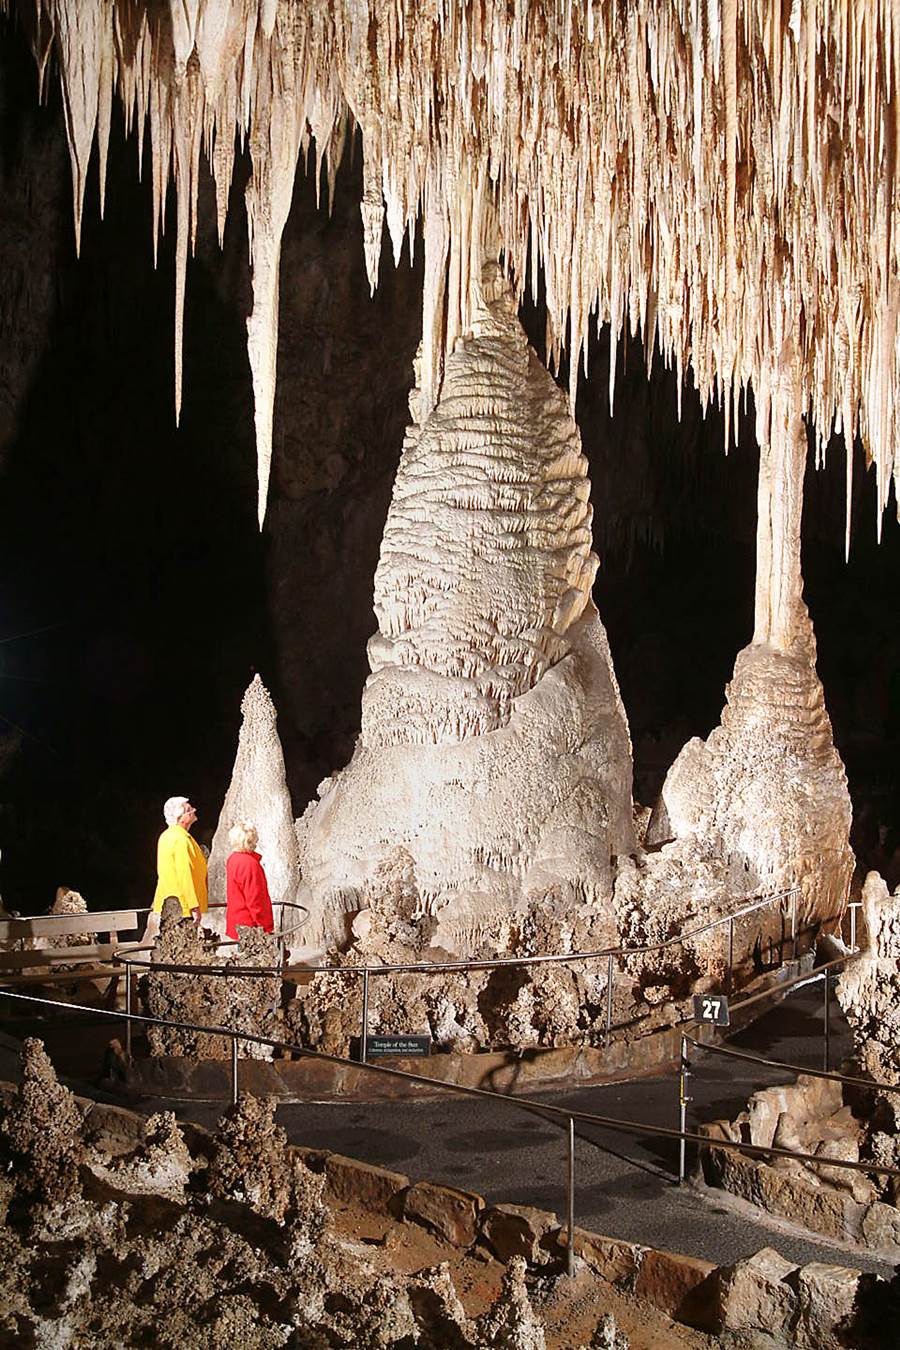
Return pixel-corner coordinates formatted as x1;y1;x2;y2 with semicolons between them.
298;255;634;955
208;675;298;940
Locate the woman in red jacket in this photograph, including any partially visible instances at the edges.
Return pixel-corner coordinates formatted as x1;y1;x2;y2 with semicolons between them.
225;820;274;941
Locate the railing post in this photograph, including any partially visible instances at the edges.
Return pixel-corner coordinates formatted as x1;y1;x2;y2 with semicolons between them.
604;952;614;1048
678;1034;690;1184
727;916;735;993
360;969;369;1064
823;969;831;1073
850;901;858;953
566;1116;575;1277
790;890;798;964
231;1034;239;1106
125;964;132;1062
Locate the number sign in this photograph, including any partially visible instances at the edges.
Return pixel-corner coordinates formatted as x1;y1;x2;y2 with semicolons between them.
692;993;730;1027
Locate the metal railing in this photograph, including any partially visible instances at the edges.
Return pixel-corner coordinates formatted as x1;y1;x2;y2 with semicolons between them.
674;947;880;1183
115;886;801;1064
3;949;900;1282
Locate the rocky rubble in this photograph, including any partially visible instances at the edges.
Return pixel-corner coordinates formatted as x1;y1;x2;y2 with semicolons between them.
0;1038;633;1348
286;862;622;1057
142;899;282;1060
0;1037;895;1346
698;1070;900;1257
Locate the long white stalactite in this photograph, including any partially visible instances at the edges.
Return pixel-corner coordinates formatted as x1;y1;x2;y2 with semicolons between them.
4;0;900;532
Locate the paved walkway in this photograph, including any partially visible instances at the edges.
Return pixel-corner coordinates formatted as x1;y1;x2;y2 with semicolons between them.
1;978;894;1277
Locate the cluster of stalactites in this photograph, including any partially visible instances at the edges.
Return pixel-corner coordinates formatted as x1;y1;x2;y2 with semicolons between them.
6;1;900;540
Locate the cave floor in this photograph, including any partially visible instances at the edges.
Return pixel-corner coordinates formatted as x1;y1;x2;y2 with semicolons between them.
0;978;891;1286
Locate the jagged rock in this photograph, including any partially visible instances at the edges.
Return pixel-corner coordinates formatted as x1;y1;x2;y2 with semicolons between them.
207;675;299;942
714;1247;798;1337
480;1203;559;1264
581;1315;630;1350
323;1154;409;1211
299;263;633;956
143;907;282;1061
403;1181;484;1247
287;884;618;1056
837;870;900;1085
473;1255;546;1349
89;1111;193;1200
408;1261;473;1347
222;926;283;1061
143;909;233;1058
632;1248;716;1322
0;1037;84;1205
792;1263;862;1350
207;1093;327;1232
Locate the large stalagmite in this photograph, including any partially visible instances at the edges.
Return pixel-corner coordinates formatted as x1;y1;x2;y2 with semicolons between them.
646;347;853;930
298;261;633;953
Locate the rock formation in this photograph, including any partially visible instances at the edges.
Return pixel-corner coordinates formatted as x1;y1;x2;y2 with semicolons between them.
637;347;853;943
298;259;633;954
837;870;900;1086
142;902;281;1060
10;2;900;540
208;674;299;942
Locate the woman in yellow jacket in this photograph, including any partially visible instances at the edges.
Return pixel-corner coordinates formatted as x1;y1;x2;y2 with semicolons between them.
152;795;208;924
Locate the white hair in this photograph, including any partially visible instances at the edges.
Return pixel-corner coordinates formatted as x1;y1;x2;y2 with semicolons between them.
163;795;190;827
228;820;259;852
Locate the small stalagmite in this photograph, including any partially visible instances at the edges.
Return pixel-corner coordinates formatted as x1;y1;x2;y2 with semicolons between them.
208;674;298;940
298;258;634;954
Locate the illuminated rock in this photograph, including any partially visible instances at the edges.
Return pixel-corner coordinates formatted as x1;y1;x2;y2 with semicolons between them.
208;674;299;941
644;348;853;935
298;264;633;953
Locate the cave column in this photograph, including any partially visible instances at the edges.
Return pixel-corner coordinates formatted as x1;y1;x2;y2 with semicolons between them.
752;340;807;654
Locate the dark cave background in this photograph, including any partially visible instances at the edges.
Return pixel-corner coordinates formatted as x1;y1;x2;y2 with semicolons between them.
0;23;898;913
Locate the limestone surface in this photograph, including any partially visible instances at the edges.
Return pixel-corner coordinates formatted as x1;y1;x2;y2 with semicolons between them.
641;351;853;942
299;266;633;954
208;673;299;941
837;870;900;1086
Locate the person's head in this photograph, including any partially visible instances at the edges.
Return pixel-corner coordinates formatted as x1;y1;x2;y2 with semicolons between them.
228;820;258;853
163;795;198;830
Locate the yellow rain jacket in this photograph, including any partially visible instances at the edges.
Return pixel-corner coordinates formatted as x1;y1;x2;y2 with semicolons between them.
152;824;208;916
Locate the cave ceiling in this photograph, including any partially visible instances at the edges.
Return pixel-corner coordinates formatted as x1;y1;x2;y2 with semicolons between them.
4;0;898;545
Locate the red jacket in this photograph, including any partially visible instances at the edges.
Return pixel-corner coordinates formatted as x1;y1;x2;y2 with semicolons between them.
225;850;274;940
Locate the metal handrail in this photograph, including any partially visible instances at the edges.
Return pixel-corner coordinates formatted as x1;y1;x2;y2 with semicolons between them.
114;885;800;1061
3;969;900;1283
675;946;866;1181
684;1031;900;1098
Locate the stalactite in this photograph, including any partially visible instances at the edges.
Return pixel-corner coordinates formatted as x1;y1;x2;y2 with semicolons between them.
3;0;900;534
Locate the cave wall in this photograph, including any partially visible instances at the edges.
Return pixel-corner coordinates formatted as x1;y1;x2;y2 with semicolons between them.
0;18;898;909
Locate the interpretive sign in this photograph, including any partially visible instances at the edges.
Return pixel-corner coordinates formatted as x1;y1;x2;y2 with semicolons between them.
692;993;730;1027
365;1034;432;1059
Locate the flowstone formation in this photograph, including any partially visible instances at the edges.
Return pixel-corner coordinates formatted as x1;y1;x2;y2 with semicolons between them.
837;869;900;1086
299;261;633;958
207;673;299;941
